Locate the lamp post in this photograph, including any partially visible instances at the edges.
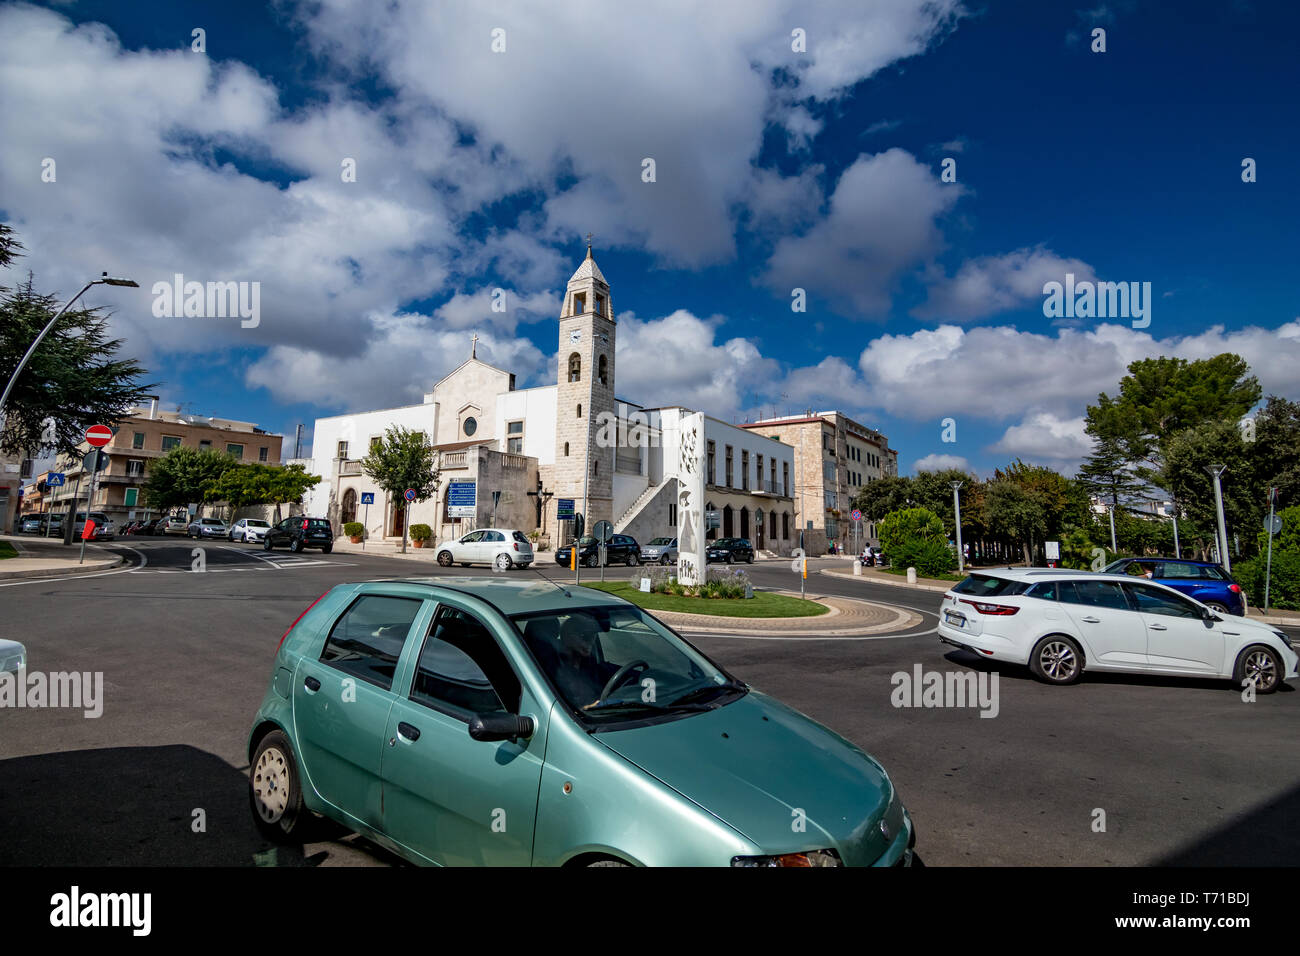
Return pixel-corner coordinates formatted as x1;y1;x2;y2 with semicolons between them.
1204;464;1230;572
951;480;965;574
1108;501;1118;553
0;273;138;418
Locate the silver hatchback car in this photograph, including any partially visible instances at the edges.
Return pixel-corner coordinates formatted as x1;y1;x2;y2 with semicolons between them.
641;536;679;564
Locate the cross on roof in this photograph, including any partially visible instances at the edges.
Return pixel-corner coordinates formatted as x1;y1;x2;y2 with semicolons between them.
471;332;478;359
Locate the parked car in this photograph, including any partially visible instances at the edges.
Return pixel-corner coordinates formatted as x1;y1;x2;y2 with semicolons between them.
136;518;163;535
161;515;189;535
435;528;534;570
0;638;26;675
264;516;333;553
937;568;1297;693
706;537;754;564
641;536;678;565
229;518;272;543
1104;557;1245;616
188;517;229;539
555;534;641;568
72;511;113;540
19;514;45;534
246;578;916;866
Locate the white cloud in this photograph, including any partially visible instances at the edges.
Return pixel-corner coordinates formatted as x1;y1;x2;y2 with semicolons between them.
916;246;1098;321
988;412;1092;471
912;453;971;473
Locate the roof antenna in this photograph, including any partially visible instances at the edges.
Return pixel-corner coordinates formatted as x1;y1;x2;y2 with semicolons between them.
528;563;571;598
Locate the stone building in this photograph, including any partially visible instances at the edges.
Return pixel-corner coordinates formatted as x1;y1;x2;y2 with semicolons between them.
740;412;897;555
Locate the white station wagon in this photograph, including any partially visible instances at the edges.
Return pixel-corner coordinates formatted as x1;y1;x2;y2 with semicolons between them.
937;568;1298;693
435;528;534;571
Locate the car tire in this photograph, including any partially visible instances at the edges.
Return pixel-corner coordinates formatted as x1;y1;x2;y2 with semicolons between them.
726;554;734;564
746;553;753;564
437;550;453;567
321;545;332;554
1235;644;1283;694
660;554;671;565
1204;602;1230;615
585;554;599;568
627;553;639;567
264;537;274;551
495;553;513;571
249;730;310;843
290;538;303;553
1029;635;1084;685
587;859;631;867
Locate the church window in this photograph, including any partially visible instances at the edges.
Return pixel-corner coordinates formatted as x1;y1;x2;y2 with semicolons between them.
573;292;586;315
567;352;581;383
461;419;476;437
577;404;582;418
598;354;608;386
594;294;605;316
564;442;569;457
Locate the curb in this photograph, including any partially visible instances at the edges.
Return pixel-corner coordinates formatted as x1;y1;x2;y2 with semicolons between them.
821;567;954;593
0;554;125;580
651;590;921;638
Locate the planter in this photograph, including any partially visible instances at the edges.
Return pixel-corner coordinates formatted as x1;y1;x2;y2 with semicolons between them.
349;535;363;544
412;539;428;549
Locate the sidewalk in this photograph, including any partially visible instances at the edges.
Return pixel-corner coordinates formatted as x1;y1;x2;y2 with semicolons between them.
0;534;125;580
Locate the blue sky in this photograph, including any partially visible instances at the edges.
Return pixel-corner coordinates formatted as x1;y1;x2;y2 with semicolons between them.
2;0;1296;475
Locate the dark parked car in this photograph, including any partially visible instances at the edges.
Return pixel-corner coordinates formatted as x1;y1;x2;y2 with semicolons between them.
1103;557;1246;616
264;516;334;553
555;534;641;568
707;538;754;564
140;518;165;535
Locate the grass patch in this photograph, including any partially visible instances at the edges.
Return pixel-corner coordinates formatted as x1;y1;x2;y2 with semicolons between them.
581;581;829;618
0;542;17;559
876;564;964;582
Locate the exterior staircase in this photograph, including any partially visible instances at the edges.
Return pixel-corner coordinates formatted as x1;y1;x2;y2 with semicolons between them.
614;478;672;533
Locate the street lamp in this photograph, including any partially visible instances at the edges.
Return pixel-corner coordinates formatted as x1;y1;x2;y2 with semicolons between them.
1204;464;1231;572
951;480;965;573
0;273;139;418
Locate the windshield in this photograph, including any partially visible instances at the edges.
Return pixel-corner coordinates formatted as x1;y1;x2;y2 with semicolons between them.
576;536;597;546
648;537;673;546
247;520;270;528
511;604;739;725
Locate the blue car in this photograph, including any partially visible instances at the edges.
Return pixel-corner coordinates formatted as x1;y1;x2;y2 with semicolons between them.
1103;557;1246;616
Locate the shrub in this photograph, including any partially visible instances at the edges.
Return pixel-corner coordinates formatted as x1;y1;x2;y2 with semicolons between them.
630;565;751;598
878;508;946;553
1235;552;1300;610
343;522;363;537
890;535;956;577
408;523;432;542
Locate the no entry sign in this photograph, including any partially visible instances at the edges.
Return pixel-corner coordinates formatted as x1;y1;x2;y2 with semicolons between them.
85;424;113;448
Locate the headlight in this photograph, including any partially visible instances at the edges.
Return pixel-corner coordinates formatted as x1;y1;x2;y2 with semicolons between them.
731;849;842;867
1273;631;1293;650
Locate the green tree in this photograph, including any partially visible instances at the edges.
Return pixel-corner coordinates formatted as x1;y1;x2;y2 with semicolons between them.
362;426;440;552
877;507;946;553
1162;419;1255;560
852;475;914;521
911;468;973;534
982;480;1046;565
0;275;155;457
143;447;237;513
204;462;320;521
1252;397;1300;510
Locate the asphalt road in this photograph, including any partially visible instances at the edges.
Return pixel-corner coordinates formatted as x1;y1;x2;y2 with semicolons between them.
2;538;1297;867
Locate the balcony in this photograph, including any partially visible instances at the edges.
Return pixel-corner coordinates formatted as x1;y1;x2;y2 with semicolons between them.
339;459;363;476
753;479;788;497
442;451;468;469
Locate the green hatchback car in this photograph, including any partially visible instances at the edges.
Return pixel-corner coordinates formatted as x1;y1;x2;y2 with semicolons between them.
247;577;916;866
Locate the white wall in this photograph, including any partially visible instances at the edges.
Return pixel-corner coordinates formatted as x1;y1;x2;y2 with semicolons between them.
495;385;557;465
704;415;794;490
306;403;439;516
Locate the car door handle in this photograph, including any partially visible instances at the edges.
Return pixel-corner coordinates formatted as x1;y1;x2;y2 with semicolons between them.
303;676;321;692
1223;630;1240;635
1080;616;1101;623
397;721;421;742
1148;623;1168;631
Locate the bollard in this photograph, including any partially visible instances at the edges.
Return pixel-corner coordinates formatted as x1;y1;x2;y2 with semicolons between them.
907;566;917;584
853;559;862;576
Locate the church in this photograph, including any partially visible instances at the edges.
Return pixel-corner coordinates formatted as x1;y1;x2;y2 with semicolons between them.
303;247;800;555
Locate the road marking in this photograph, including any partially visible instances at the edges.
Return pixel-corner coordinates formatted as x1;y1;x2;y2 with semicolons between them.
0;543;147;588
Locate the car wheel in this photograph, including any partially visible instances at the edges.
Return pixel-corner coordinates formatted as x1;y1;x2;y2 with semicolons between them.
495;553;513;571
627;553;639;567
585;553;599;568
290;538;303;553
726;554;734;564
587;859;631;867
321;545;332;554
249;730;309;843
263;537;274;551
437;550;453;567
746;553;754;564
1204;602;1230;615
660;554;671;565
1236;644;1283;694
1029;635;1083;685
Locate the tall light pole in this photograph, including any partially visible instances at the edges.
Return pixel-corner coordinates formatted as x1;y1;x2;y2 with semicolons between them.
0;273;139;418
1108;502;1118;553
951;480;965;574
1170;501;1181;559
1204;464;1230;572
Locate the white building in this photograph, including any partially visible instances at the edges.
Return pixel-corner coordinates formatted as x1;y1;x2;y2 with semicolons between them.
305;248;798;553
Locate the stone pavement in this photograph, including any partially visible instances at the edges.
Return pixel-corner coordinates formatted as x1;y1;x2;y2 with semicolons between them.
0;534;124;580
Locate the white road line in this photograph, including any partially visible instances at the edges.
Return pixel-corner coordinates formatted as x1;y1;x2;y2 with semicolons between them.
0;543;148;588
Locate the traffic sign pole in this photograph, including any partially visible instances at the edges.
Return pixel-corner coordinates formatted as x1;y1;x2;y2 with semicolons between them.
78;461;100;564
1265;488;1278;612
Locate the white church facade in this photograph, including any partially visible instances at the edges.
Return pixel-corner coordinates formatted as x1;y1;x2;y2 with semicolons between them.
303;248;799;554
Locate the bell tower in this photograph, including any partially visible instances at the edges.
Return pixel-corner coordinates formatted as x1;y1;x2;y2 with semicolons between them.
554;242;616;536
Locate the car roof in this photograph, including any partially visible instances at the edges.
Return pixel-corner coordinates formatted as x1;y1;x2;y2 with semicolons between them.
361;575;632;616
1109;555;1220;567
961;567;1146;585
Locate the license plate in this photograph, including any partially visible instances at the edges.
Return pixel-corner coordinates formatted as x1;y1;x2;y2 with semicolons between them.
944;611;966;628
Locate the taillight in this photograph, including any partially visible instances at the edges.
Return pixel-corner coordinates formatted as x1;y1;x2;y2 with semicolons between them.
959;598;1020;616
1229;584;1242;593
301;518;309;531
513;542;520;551
278;591;328;653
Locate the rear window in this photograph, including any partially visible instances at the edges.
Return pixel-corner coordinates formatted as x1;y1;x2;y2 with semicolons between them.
952;574;1030;597
306;519;330;528
202;518;222;525
512;531;530;544
648;537;673;546
247;520;270;528
1160;561;1229;581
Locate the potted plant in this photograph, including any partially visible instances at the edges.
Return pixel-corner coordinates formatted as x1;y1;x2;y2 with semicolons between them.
409;524;432;549
343;521;364;544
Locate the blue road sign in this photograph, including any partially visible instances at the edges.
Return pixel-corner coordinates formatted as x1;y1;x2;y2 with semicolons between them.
447;480;477;517
360;492;375;505
47;472;66;487
557;497;575;520
403;488;417;502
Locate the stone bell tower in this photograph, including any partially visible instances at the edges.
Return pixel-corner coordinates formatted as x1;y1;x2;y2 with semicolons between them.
553;243;616;537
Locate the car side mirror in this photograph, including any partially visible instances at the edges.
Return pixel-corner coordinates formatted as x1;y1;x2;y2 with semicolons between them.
1201;607;1219;622
468;713;534;743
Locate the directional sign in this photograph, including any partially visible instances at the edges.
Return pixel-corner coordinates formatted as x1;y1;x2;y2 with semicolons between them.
85;424;113;448
46;472;66;487
360;492;375;505
557;498;575;520
403;488;417;502
1266;515;1283;535
446;480;476;517
593;520;613;542
850;509;863;522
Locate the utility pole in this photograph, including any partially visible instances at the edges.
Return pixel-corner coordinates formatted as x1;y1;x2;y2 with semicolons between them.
1204;464;1231;572
1108;502;1118;553
1264;487;1278;612
951;481;965;574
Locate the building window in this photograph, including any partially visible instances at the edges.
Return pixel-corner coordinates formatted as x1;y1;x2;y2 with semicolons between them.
573;292;586;315
259;446;268;462
227;443;244;459
577;404;582;418
507;420;523;435
669;502;677;526
770;511;777;538
370;436;382;453
783;462;789;497
741;450;750;491
707;440;716;484
124;488;139;507
507;437;523;454
756;454;763;491
162;436;182;452
127;459;144;477
132;432;145;449
507;420;524;454
594;294;605;316
597;354;608;386
564;442;570;456
337;440;349;459
199;439;212;450
462;417;476;437
20;459;33;479
782;512;789;539
725;446;733;487
567;352;581;382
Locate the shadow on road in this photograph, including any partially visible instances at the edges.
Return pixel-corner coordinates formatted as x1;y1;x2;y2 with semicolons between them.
0;744;398;867
1156;781;1300;865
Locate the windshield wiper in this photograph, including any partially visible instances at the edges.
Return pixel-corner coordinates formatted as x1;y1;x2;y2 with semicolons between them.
583;698;712;714
670;679;748;707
